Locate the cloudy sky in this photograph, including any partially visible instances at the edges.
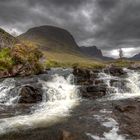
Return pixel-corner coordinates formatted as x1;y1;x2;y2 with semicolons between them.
0;0;140;58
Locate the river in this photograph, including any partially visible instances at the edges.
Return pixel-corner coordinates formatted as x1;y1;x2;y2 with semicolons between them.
0;68;140;140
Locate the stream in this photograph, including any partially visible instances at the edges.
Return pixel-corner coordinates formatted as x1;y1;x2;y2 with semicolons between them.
0;68;140;140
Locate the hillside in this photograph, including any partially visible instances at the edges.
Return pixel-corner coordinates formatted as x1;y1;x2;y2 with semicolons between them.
80;46;103;58
18;25;114;63
129;53;140;61
18;25;80;53
80;46;114;60
0;28;17;48
18;25;107;67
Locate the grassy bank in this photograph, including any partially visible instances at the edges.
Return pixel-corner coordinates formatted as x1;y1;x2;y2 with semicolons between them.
44;51;106;69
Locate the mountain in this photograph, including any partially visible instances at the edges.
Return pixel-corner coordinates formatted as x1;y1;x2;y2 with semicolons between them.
129;53;140;60
80;46;103;58
18;25;80;53
18;25;113;61
0;28;17;48
80;46;114;60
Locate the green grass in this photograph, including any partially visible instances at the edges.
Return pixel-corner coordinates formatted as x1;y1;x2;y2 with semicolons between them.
19;35;107;69
107;59;135;68
0;48;13;71
44;51;106;69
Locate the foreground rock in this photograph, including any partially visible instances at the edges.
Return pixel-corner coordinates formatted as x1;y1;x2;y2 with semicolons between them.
104;66;126;76
73;66;128;99
18;85;42;103
80;85;107;99
114;98;140;139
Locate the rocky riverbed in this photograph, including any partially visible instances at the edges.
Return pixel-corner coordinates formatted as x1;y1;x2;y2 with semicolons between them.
0;67;140;140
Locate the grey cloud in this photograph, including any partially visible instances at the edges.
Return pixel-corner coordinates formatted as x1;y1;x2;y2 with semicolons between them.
0;0;140;57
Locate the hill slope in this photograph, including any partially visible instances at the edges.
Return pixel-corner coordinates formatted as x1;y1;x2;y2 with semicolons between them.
18;25;80;53
18;25;105;67
129;53;140;61
0;28;17;48
80;46;114;60
80;46;103;58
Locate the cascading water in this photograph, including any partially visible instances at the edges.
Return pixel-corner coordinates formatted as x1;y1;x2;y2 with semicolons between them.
98;68;140;100
0;68;140;139
85;69;140;140
0;69;80;134
0;78;19;105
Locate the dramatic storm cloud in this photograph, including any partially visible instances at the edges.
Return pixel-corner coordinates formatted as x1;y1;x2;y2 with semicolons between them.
0;0;140;57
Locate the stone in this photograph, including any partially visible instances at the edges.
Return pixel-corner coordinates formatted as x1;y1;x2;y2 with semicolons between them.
104;67;126;76
18;85;42;103
115;105;136;112
113;99;140;138
79;85;107;99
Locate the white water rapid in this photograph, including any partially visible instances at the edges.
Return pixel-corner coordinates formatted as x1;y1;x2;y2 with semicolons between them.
98;68;140;100
0;69;80;134
0;68;140;138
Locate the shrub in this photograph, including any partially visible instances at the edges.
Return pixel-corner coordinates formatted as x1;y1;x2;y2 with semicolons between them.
0;42;44;76
11;43;43;74
0;48;14;72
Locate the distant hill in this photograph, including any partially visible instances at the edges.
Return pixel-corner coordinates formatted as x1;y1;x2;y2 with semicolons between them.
0;28;17;48
18;25;115;61
19;26;114;60
18;25;80;53
129;53;140;61
80;46;114;60
80;46;103;58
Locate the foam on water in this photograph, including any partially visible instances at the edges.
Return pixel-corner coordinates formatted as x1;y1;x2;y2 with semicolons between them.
86;109;125;140
0;68;140;137
98;69;140;100
0;72;80;134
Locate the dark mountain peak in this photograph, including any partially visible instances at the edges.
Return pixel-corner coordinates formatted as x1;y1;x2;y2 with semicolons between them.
130;53;140;60
80;45;114;60
0;28;17;48
19;25;79;52
80;46;103;57
27;25;73;35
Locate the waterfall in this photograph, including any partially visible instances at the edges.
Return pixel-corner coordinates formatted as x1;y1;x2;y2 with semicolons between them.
0;68;140;135
0;78;19;105
98;69;140;100
0;69;80;134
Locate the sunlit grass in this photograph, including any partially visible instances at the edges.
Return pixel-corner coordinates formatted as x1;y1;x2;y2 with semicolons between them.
44;51;106;69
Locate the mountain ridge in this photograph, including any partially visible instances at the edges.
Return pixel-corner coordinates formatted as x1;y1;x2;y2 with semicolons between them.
1;25;140;61
0;28;17;48
18;25;80;53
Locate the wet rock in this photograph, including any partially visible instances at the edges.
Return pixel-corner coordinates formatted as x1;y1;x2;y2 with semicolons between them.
128;63;140;70
15;77;39;86
18;85;42;103
73;67;99;85
73;67;91;78
86;85;107;93
59;130;79;140
0;71;10;78
80;85;107;99
94;79;104;85
114;99;140;138
104;67;126;76
115;105;136;112
82;91;106;99
110;79;126;87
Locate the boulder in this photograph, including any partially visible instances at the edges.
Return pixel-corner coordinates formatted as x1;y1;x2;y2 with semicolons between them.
115;105;136;112
80;85;107;99
128;63;140;70
18;85;42;103
73;67;91;79
73;67;99;85
113;99;140;138
104;67;126;76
